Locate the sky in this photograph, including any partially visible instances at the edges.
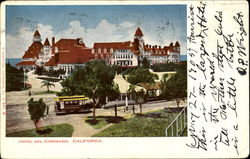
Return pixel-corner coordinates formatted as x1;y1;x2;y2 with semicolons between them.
6;5;186;58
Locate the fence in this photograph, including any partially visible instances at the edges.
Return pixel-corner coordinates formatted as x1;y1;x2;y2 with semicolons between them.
165;105;187;136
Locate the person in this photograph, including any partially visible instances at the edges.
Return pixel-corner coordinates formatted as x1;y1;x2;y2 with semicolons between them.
28;90;31;97
46;105;49;115
56;101;61;111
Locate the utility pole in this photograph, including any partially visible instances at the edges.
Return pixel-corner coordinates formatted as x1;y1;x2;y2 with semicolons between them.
125;75;128;110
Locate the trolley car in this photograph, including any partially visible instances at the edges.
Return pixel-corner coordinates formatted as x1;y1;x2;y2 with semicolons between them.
54;95;90;114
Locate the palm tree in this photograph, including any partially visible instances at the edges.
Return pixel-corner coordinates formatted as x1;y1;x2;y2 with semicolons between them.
41;80;55;92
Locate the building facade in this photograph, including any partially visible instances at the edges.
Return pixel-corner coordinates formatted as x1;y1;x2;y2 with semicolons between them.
16;28;181;74
90;27;181;67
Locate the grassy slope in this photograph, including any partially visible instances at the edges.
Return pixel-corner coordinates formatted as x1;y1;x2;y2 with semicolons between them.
6;123;74;137
93;110;187;137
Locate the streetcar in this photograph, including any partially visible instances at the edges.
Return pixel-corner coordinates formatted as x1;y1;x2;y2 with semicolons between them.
54;95;91;114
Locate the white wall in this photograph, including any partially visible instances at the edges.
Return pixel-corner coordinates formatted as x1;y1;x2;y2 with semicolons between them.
110;50;138;67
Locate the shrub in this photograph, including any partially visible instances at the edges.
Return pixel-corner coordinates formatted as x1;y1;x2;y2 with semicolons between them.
6;63;24;91
27;98;48;130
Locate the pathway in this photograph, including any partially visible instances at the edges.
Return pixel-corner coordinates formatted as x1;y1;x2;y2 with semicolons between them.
6;71;187;137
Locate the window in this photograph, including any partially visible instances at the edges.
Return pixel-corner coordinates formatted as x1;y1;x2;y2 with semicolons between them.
98;48;101;54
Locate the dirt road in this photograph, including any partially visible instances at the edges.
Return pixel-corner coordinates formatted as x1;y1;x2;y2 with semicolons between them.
5;71;186;137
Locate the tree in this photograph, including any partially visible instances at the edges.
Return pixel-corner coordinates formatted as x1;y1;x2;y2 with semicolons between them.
58;68;66;76
6;63;25;91
107;84;120;119
128;85;145;114
41;80;55;92
35;66;46;76
141;57;150;68
160;69;187;107
127;67;158;101
59;60;117;121
152;62;187;72
27;98;47;130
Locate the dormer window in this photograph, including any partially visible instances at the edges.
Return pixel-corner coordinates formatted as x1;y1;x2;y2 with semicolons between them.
55;47;58;53
91;49;95;54
110;48;113;53
98;48;101;54
104;48;107;53
78;38;84;44
130;42;133;47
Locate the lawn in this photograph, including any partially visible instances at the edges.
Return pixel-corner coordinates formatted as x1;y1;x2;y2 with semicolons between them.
6;123;74;137
92;108;187;137
37;77;61;82
85;116;126;129
34;90;59;95
85;117;109;129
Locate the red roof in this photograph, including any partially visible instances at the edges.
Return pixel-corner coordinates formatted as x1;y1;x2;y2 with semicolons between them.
44;55;58;66
44;38;50;46
58;48;91;64
92;41;140;57
22;42;43;58
144;44;168;56
16;60;36;66
168;49;179;53
93;41;132;49
54;39;86;51
33;30;41;37
134;27;143;36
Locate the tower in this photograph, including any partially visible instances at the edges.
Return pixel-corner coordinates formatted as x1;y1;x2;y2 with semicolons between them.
43;38;51;52
43;38;52;62
175;41;180;52
37;38;52;66
133;27;144;54
33;30;42;42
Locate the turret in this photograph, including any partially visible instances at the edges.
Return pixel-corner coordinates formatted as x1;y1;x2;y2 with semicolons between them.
33;30;42;42
133;27;144;54
134;27;144;38
43;38;51;46
175;41;180;52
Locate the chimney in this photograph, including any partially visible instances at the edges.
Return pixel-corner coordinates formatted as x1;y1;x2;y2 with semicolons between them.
77;38;80;44
52;37;55;46
52;37;55;54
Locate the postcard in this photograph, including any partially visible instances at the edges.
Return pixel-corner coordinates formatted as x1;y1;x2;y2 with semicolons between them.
0;0;249;158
